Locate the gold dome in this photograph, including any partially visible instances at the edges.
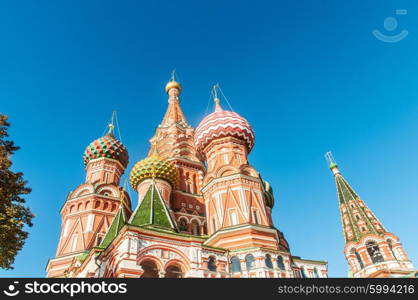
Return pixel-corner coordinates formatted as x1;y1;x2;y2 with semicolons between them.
130;154;177;190
165;80;182;94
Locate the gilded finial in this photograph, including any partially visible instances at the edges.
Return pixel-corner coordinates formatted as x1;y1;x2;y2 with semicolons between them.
107;111;116;135
165;69;182;94
212;83;222;111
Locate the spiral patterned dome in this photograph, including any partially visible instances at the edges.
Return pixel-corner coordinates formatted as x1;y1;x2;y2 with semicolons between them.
130;153;177;190
83;133;129;168
194;101;255;155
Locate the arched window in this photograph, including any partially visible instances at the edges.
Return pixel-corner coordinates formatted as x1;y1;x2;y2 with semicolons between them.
96;234;104;246
245;254;255;271
265;254;273;269
387;239;398;260
208;256;217;272
230;256;241;273
277;256;285;270
191;220;199;236
300;267;307;278
354;250;364;269
179;219;188;232
314;267;320;278
165;265;183;278
252;210;259;224
140;260;159;278
366;241;384;263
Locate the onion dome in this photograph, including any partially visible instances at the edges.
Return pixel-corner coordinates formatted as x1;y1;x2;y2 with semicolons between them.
130;147;177;190
165;70;182;94
83;124;129;168
165;80;182;94
263;180;275;208
194;97;255;155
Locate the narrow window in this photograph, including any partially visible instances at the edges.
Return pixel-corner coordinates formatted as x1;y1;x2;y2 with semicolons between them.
96;234;103;246
245;254;255;271
86;214;95;232
212;217;217;232
252;210;259;224
63;219;70;236
354;250;364;269
208;256;217;272
230;209;238;225
277;256;285;270
265;254;273;269
71;234;78;252
230;256;241;273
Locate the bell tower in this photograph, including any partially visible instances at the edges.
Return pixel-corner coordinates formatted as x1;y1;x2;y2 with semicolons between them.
326;152;415;277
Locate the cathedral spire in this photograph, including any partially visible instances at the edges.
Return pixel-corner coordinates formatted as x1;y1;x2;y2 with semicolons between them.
326;152;414;277
325;152;384;242
212;84;223;112
161;70;188;127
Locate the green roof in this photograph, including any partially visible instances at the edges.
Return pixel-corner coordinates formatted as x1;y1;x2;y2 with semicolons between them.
335;173;382;242
99;206;126;249
129;181;176;230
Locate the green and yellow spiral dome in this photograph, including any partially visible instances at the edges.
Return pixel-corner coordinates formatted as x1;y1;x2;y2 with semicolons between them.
130;153;177;190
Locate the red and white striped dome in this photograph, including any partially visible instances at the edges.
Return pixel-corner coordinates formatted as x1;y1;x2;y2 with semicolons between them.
194;101;255;154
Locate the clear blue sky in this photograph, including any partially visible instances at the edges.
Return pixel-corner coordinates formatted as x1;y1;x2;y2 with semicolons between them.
1;0;417;277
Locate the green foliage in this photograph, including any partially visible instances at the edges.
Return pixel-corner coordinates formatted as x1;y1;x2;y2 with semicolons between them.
0;115;34;269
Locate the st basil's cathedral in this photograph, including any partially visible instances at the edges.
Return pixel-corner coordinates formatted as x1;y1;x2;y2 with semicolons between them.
46;75;415;278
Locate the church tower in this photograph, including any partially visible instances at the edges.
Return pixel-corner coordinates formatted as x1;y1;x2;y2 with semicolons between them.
46;116;131;277
325;152;415;278
148;72;207;236
194;86;289;252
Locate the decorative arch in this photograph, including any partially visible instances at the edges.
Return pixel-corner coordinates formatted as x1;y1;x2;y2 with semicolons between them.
239;165;258;177
190;217;202;226
164;259;188;278
202;172;216;186
72;186;94;198
137;255;164;272
97;186;118;197
137;245;192;272
177;216;189;232
216;165;240;178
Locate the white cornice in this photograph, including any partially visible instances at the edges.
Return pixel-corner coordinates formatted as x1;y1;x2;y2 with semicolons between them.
201;173;260;193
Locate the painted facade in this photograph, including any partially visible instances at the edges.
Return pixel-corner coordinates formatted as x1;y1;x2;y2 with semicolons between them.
46;78;327;278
